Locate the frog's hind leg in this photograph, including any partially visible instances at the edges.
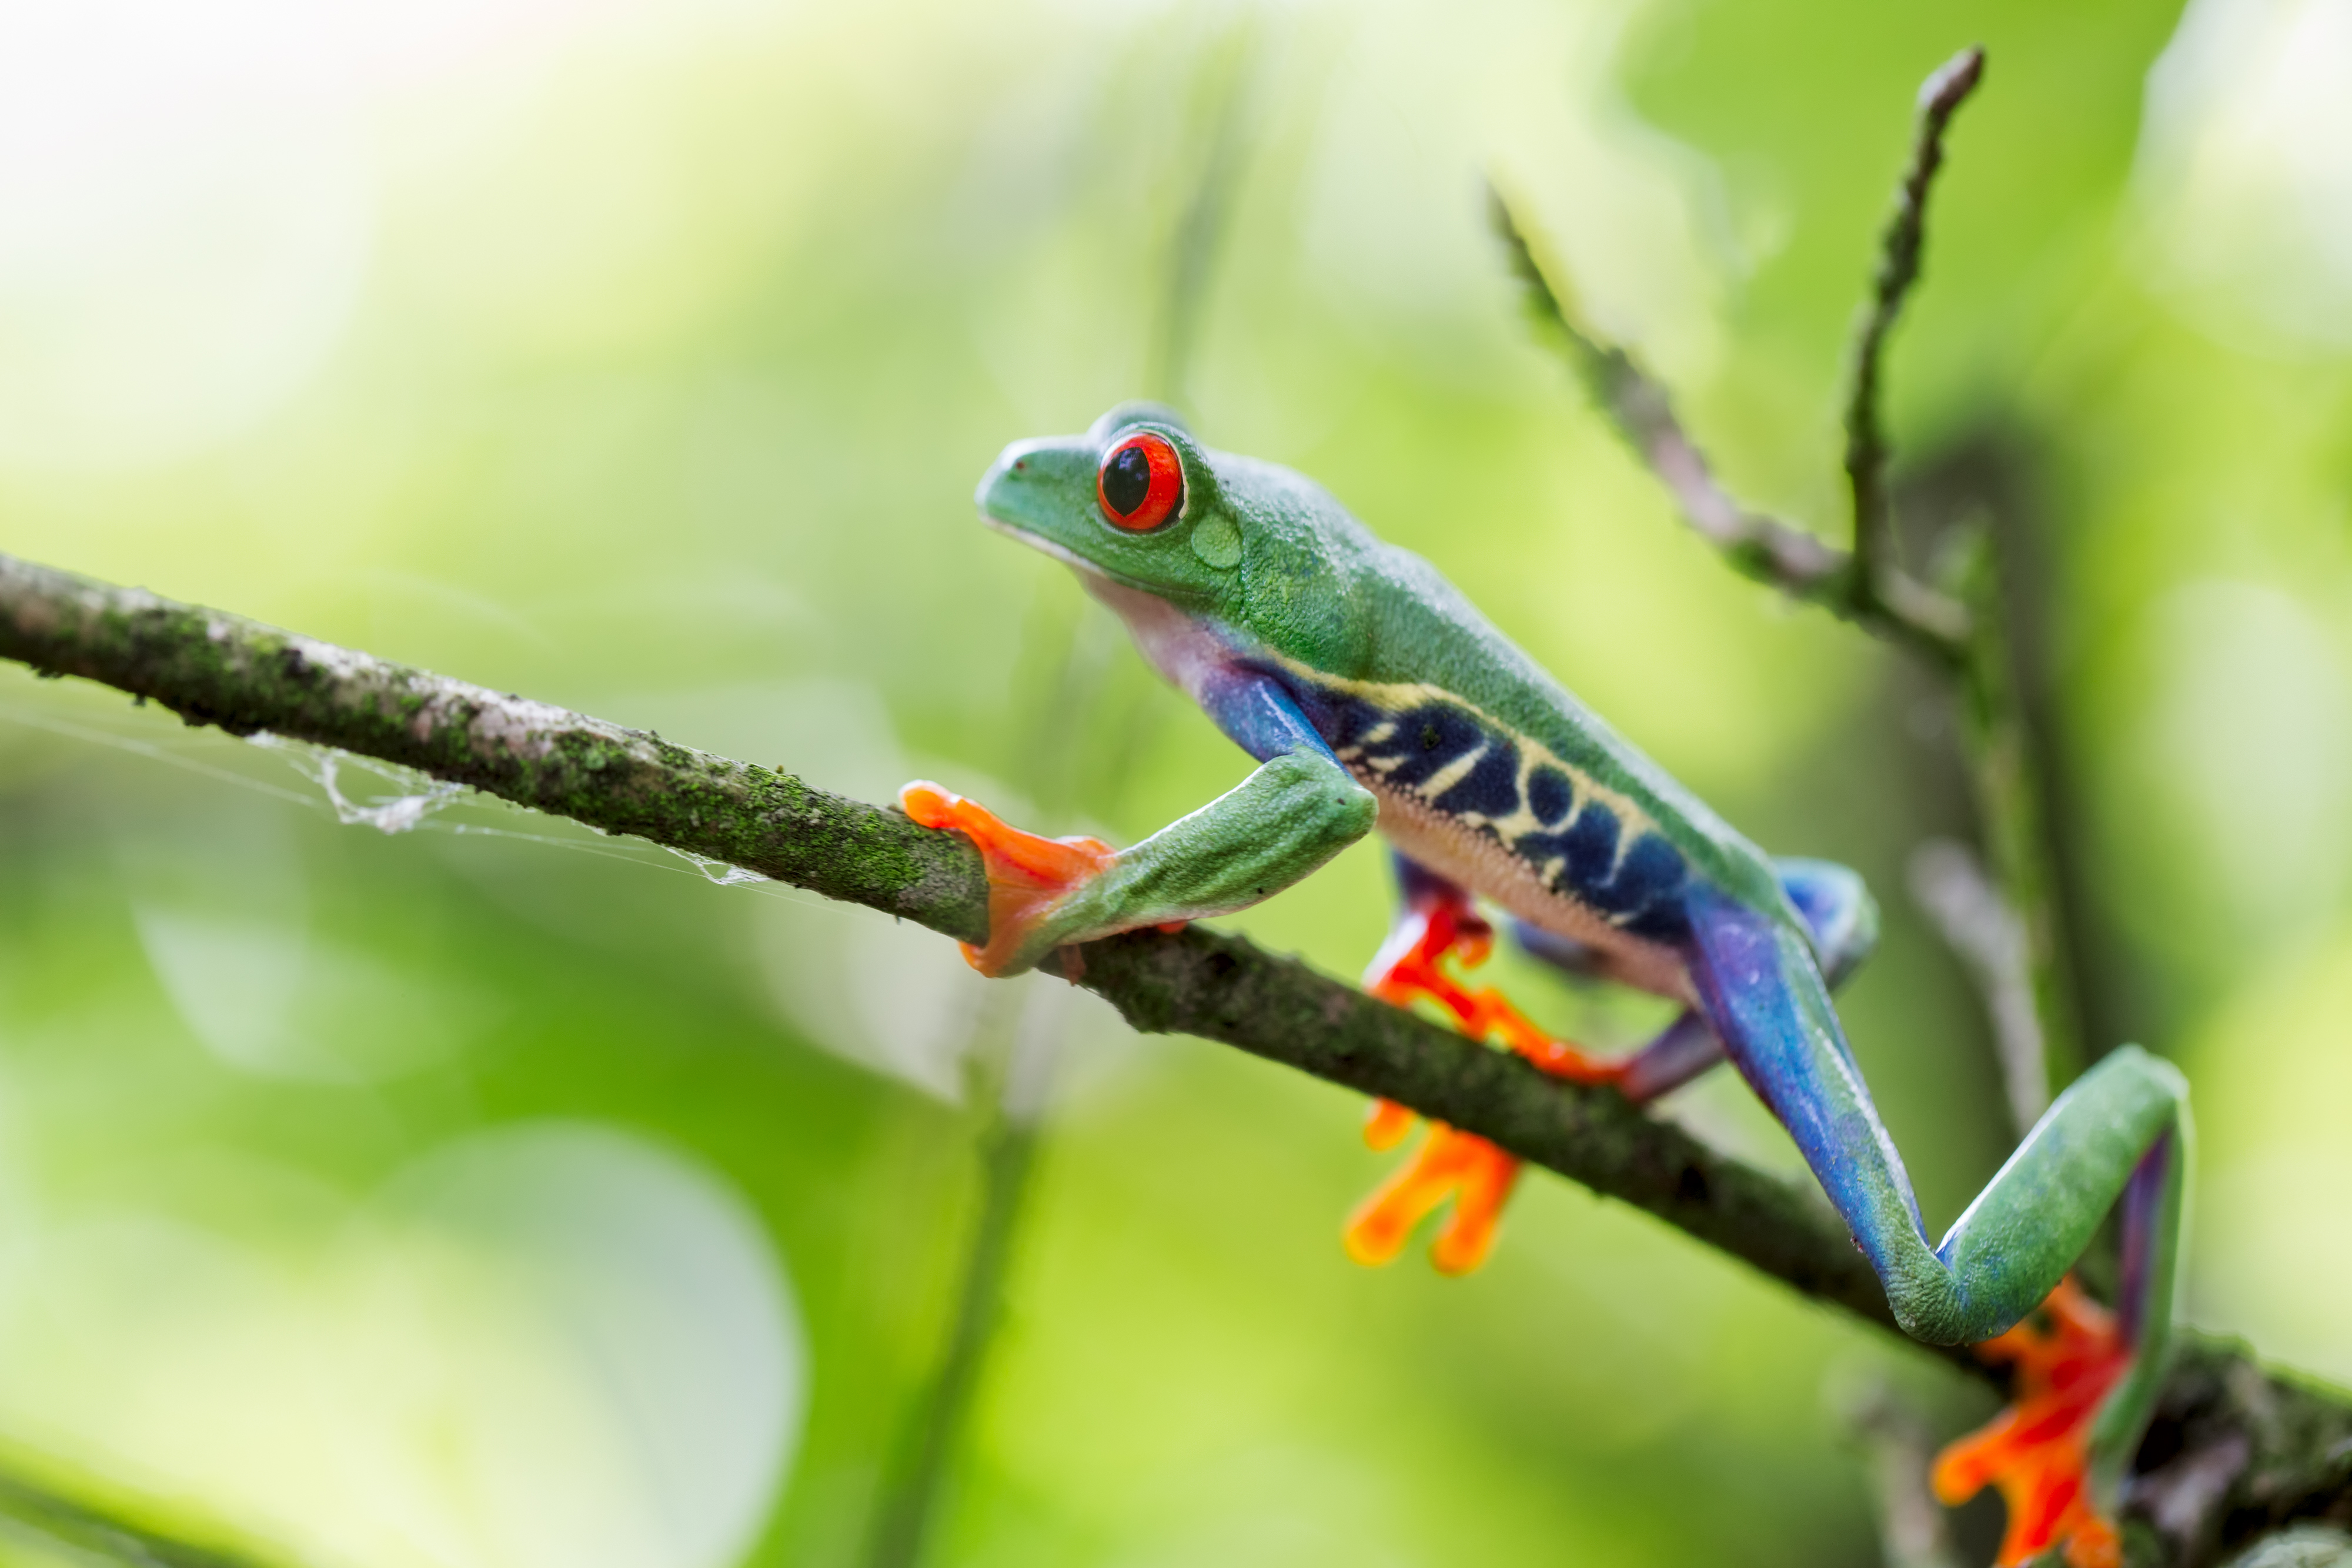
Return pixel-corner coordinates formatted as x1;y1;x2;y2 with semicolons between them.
1508;921;1725;1102
1679;883;2189;1568
1930;1128;2186;1568
1500;853;1880;1105
1916;1066;2186;1568
1351;851;1886;1271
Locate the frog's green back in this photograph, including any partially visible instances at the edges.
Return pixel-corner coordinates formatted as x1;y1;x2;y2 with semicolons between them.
975;408;1794;943
1201;446;1788;922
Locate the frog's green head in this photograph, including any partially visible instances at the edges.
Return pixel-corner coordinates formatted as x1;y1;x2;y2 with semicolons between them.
977;403;1383;668
974;403;1256;612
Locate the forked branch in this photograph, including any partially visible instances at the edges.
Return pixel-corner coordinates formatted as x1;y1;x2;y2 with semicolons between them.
1487;192;1867;617
1488;46;1990;668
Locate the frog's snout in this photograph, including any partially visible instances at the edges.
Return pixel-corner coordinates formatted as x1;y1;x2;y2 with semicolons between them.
973;440;1034;517
974;435;1094;535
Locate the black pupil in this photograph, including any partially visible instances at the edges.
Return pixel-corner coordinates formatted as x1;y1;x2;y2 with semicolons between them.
1104;444;1153;516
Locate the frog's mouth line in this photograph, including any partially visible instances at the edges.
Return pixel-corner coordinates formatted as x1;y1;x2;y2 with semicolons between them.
976;509;1145;593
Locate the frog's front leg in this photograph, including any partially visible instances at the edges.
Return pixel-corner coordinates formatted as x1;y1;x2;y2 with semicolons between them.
1683;886;2189;1568
901;673;1377;977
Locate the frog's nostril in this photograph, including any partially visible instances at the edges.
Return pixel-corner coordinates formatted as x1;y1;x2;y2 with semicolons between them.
1013;460;1027;472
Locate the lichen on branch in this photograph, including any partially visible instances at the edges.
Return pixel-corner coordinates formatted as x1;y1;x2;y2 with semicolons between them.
0;554;993;944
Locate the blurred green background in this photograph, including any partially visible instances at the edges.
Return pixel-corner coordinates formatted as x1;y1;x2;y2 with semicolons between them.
0;0;2347;1564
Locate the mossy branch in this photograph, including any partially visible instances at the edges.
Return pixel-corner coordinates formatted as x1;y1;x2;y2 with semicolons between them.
2;549;2346;1562
0;550;1912;1340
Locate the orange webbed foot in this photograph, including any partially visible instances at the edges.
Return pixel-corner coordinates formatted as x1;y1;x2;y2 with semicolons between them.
1932;1278;2132;1568
1343;1119;1522;1275
900;781;1115;977
1347;894;1625;1272
1361;1098;1417;1151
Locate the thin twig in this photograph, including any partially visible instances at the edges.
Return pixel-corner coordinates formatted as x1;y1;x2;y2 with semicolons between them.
1845;46;1984;616
1488;189;1843;590
1488;188;1968;669
868;597;1138;1566
1498;49;2078;1082
1835;1374;1966;1568
3;552;2348;1563
1148;22;1257;405
1908;837;2048;1135
866;984;1053;1568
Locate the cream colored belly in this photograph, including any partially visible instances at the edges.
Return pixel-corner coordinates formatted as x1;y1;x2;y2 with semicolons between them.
1368;781;1695;1004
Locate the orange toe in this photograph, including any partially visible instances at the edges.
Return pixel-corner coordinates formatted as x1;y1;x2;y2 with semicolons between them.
1362;1098;1417;1151
1343;1122;1522;1273
1428;1134;1522;1275
1347;893;1620;1273
900;780;1115;976
1932;1278;2132;1568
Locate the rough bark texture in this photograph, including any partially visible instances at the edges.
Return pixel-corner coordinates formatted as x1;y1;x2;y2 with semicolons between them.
0;554;993;943
3;550;2346;1565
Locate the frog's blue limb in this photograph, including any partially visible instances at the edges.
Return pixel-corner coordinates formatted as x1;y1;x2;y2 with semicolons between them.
1197;664;1344;766
1612;1013;1721;1102
1682;881;2188;1348
1685;879;2186;1565
1504;856;1878;1103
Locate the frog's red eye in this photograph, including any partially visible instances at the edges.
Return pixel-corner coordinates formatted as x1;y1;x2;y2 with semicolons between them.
1097;432;1183;531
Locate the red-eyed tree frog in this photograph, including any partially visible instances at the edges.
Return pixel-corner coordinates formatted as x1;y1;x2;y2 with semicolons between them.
900;403;2189;1568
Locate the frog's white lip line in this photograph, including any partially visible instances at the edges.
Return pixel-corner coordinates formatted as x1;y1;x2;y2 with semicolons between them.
978;509;1143;591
